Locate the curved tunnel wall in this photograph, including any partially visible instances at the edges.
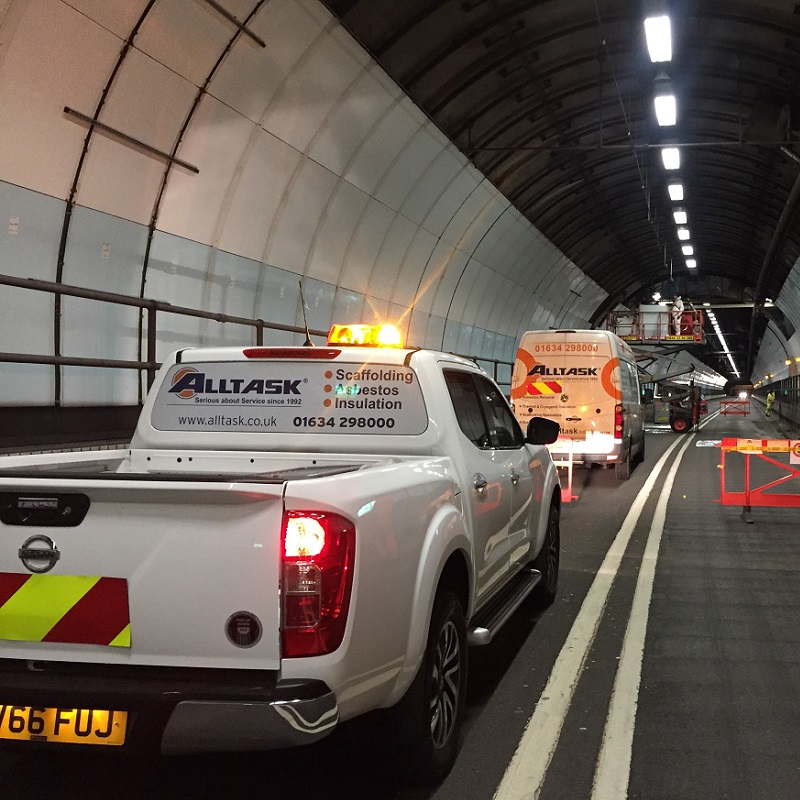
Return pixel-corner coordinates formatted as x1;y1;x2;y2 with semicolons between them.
0;0;607;408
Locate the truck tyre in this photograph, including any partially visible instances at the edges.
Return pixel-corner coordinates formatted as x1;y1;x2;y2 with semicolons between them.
391;588;467;784
670;416;689;433
636;435;645;464
532;505;560;606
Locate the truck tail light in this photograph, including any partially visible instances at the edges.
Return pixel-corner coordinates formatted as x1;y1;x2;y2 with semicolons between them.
614;404;624;440
281;511;355;658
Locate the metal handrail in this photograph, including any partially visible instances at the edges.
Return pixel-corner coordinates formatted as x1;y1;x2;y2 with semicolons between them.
0;273;513;390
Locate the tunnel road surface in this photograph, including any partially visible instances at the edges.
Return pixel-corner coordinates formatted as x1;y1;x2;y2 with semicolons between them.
1;399;799;800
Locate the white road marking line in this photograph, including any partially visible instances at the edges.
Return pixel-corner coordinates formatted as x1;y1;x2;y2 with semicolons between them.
699;409;721;428
591;434;695;800
493;435;686;800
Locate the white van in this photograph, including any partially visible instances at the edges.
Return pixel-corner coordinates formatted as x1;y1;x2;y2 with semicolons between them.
510;329;644;480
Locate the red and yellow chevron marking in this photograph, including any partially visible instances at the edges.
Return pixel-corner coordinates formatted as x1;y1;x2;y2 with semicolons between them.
524;381;563;396
0;573;130;648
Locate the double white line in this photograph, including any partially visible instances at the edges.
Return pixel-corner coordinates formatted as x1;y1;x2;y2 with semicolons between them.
494;427;704;800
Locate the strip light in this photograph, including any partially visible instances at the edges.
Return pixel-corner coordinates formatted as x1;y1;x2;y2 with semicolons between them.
655;94;677;126
645;16;672;63
706;310;740;377
661;147;680;169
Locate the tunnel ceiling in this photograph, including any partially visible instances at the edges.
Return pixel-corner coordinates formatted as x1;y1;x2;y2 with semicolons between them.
321;0;800;375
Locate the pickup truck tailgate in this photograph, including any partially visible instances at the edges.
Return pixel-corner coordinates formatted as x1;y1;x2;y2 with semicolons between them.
0;479;284;670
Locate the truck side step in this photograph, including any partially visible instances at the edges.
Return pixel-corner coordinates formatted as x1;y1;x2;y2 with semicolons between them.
467;568;541;646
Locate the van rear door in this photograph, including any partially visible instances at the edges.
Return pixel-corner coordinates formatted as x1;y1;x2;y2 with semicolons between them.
511;332;620;459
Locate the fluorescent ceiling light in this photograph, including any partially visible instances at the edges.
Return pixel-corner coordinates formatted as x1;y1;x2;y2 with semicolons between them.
654;94;677;126
661;147;680;169
668;183;684;201
707;312;740;377
677;228;690;240
645;16;672;62
703;302;710;306
686;259;697;268
682;245;694;256
673;210;687;224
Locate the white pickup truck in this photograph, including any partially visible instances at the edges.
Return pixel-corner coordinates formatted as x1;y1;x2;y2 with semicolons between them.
0;323;560;781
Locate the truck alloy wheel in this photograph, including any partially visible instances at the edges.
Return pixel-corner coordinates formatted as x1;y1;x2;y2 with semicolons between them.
429;616;461;749
532;505;560;605
390;589;467;783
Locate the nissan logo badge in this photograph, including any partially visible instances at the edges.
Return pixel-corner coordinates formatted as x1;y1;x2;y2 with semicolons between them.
19;535;60;574
225;611;263;649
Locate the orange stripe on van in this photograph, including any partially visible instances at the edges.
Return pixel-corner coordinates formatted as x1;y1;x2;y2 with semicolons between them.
601;357;622;401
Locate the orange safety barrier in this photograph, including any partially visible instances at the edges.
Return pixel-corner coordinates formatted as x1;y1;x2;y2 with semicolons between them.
718;438;800;522
720;399;750;415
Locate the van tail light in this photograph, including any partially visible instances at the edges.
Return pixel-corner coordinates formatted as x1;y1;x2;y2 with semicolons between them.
281;511;355;658
614;404;624;440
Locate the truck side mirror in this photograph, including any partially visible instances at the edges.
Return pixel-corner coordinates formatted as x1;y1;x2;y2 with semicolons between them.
526;416;560;445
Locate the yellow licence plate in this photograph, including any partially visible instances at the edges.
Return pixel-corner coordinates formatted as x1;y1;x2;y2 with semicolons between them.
0;705;127;746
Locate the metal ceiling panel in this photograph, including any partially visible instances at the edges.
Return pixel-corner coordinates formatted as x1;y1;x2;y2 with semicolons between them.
76;48;197;224
263;156;339;274
0;0;119;199
398;146;466;227
391;226;439;309
136;0;235;89
446;257;486;321
339;199;396;296
373;125;445;212
66;0;150;38
343;102;422;195
368;213;419;301
261;25;369;155
429;244;469;318
157;96;258;246
442;181;503;256
423;164;486;241
307;67;399;177
216;129;303;262
209;0;330;123
306;179;370;286
471;206;519;264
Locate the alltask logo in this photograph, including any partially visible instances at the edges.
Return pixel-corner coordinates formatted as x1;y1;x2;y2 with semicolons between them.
169;367;302;398
529;365;598;377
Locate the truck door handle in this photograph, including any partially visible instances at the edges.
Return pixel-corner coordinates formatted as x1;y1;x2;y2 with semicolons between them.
510;470;520;485
565;417;581;421
473;474;488;493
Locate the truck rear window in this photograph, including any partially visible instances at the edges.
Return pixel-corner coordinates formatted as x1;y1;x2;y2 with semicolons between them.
150;361;428;435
